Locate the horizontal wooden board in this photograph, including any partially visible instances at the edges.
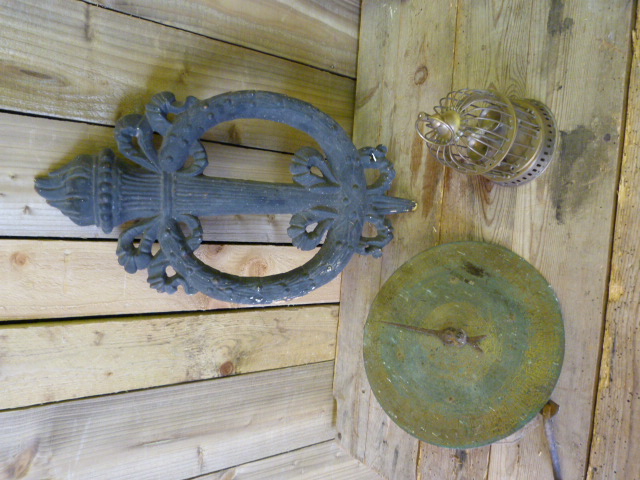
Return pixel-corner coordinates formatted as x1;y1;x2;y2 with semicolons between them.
0;0;354;152
483;1;632;478
0;239;341;321
201;441;382;480
0;305;338;409
87;0;360;78
434;1;634;479
0;112;294;242
0;362;336;480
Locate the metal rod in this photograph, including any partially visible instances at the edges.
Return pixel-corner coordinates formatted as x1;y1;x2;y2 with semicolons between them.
541;400;563;480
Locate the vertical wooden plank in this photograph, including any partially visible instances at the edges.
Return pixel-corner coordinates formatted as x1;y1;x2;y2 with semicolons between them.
486;432;554;480
418;2;534;477
335;1;455;479
588;9;640;479
500;2;633;479
433;1;634;479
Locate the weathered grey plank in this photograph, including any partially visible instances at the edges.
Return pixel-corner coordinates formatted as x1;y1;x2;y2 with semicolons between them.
587;7;640;479
0;362;336;480
439;1;634;479
0;239;340;320
337;1;635;480
334;1;454;479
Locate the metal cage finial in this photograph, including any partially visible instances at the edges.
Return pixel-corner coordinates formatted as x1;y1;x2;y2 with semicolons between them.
416;89;558;186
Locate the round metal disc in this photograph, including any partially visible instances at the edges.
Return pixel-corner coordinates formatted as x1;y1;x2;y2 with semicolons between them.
363;241;564;448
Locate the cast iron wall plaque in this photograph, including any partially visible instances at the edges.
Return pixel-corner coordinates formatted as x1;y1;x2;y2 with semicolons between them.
36;91;415;304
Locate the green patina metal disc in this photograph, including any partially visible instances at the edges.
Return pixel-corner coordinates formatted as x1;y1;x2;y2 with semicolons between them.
363;241;564;449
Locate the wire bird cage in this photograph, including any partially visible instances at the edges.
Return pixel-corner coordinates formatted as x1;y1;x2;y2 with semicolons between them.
415;89;558;186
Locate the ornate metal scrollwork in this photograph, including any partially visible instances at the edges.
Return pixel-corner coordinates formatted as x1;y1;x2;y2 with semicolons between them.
36;91;415;304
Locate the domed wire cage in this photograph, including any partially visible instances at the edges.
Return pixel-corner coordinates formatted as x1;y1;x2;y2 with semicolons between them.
415;89;558;186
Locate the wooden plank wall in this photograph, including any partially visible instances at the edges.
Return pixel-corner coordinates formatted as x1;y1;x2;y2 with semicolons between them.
337;1;639;480
0;1;383;479
4;1;640;479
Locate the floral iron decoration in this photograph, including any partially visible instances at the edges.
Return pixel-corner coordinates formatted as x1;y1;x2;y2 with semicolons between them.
36;91;415;304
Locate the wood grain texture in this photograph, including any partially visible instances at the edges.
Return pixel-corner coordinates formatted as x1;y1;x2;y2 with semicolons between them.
0;305;338;409
0;239;340;320
0;362;336;480
587;13;640;480
339;1;634;479
418;445;492;480
0;2;354;479
418;1;530;477
485;418;554;480
0;112;295;242
436;1;634;479
334;1;454;479
0;0;354;153
200;441;383;480
86;0;360;78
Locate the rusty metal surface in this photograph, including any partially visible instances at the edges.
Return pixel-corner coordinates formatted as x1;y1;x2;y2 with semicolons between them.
363;241;564;448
